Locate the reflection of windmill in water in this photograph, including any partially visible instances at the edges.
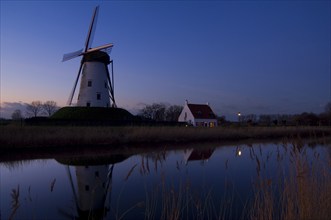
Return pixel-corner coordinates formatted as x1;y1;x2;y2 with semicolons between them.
62;6;116;107
56;155;129;220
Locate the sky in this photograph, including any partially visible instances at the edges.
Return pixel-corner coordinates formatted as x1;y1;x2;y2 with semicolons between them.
1;0;330;120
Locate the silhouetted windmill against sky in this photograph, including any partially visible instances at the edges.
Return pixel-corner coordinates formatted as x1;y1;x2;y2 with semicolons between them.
62;6;116;107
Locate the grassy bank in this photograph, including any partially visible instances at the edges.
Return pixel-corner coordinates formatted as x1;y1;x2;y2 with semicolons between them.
1;126;331;149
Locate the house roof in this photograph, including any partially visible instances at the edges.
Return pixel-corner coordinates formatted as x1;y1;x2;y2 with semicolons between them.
187;104;217;119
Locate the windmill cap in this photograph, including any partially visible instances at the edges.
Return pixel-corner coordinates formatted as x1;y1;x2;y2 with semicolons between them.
83;51;110;64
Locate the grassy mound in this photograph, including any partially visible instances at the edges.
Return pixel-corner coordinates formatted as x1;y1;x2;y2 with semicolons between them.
51;107;134;121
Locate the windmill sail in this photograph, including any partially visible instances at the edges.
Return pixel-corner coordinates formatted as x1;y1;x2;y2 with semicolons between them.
62;49;83;62
85;6;99;52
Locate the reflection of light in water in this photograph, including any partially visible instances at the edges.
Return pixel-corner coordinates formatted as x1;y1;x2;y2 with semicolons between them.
238;150;242;156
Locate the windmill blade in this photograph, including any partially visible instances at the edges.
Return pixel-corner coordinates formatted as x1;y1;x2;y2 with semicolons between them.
103;164;114;209
85;43;113;54
62;49;83;62
65;166;79;211
103;46;113;54
67;62;83;105
84;6;99;52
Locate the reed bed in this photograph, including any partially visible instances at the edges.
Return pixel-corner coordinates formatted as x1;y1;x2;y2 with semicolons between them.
112;139;331;220
1;126;331;149
248;142;331;220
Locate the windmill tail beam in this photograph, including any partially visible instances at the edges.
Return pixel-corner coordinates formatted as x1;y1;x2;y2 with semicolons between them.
105;61;116;107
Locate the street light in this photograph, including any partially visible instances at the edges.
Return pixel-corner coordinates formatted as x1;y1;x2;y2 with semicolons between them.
237;112;241;123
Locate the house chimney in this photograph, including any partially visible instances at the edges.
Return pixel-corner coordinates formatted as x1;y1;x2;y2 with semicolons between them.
185;100;188;105
206;102;209;106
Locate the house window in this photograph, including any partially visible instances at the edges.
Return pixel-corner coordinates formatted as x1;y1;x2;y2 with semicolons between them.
184;112;187;121
97;93;101;100
86;102;91;107
88;80;92;87
85;185;89;191
95;171;99;177
104;81;108;88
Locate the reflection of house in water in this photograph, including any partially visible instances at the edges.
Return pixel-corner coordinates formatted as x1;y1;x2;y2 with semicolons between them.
183;148;215;164
56;154;129;220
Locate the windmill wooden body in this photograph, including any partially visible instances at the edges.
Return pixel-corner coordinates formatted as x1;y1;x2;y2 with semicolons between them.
62;6;116;107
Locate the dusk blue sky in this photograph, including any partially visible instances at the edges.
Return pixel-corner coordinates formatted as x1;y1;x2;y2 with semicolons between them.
1;0;330;120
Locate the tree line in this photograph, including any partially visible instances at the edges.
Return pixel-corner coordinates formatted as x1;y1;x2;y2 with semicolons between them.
11;101;59;120
10;100;331;126
138;103;183;122
238;103;331;126
139;102;331;126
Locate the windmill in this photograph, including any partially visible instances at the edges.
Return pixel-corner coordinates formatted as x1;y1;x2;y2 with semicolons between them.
62;6;116;107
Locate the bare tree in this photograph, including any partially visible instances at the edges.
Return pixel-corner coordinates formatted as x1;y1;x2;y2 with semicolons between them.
139;103;184;122
26;101;43;117
42;101;58;116
165;105;183;121
139;103;167;121
11;109;23;120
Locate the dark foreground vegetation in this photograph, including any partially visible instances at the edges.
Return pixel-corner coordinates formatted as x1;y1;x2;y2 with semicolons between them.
1;125;330;150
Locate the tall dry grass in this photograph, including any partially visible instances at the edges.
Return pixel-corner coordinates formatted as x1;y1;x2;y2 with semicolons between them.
1;126;331;149
118;140;331;220
248;141;331;220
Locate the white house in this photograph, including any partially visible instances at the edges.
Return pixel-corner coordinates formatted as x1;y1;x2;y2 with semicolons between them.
178;100;218;127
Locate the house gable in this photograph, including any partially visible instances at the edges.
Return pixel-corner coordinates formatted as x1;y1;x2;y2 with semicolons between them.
178;104;195;124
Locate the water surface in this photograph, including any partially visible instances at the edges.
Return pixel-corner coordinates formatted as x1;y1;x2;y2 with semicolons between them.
1;140;329;219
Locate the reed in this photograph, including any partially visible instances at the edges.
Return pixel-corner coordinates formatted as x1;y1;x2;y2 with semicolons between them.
135;139;331;220
9;185;20;220
248;141;331;220
1;126;331;149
